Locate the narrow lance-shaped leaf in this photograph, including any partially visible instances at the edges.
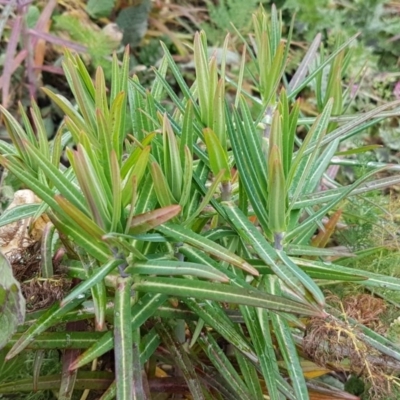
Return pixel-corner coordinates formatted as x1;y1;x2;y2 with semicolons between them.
180;100;195;163
0;253;26;351
129;205;181;234
268;109;286;235
184;168;225;226
114;276;135;400
287;99;333;204
110;91;126;161
6;296;86;360
60;259;122;308
268;147;286;239
122;145;151;208
18;102;37;146
0;203;41;228
95;66;110;123
55;195;105;240
150;161;175;206
126;260;229;282
240;304;280;399
62;50;96;134
163;114;183;200
121;134;155;178
156;322;205;400
40;223;55;278
70;293;168;370
207;55;218;128
196;328;253;400
30;101;50;162
134;277;326;317
20;140;88;213
70;146;111;230
180;145;193;211
90;280;107;332
203;128;231;182
194;31;210;125
110;150;122;232
157;223;259;276
266;276;309;400
222;202;326;307
0;105;34;167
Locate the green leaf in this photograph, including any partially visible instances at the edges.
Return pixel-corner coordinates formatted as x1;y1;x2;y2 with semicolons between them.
222;202;325;306
114;276;135;400
126;259;229;282
122;145;151;208
6;296;85;359
159;42;200;117
157;223;259;276
70;293;167;370
212;79;227;148
234;349;264;399
228;103;269;232
163;114;183;200
6;332;105;350
60;259;121;308
108;150;121;232
91;277;108;331
288;33;360;99
22;140;88;213
156;322;205;400
50;212;110;263
184;168;225;226
0;203;41;228
133;277;325;317
0;253;25;350
70;145;112;229
0;105;34;167
295;258;400;292
286;168;387;242
180;145;193;210
194;31;211;126
268;144;286;234
95;329;160;400
184;298;255;357
203;128;230;182
0;371;114;393
150;161;175;206
110;91;126;161
40;222;55;278
266;277;309;400
240;305;281;399
287;99;333;204
196;329;252;399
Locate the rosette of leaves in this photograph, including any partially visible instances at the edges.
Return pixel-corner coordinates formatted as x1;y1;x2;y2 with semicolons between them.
0;5;400;400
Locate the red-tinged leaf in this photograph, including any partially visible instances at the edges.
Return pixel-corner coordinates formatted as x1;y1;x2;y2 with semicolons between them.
268;145;286;234
311;209;342;248
55;195;105;240
129;205;181;234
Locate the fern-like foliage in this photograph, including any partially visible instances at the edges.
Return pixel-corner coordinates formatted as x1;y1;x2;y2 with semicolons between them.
53;14;117;78
201;0;268;44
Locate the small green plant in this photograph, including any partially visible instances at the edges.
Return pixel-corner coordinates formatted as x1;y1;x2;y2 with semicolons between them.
1;5;400;399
